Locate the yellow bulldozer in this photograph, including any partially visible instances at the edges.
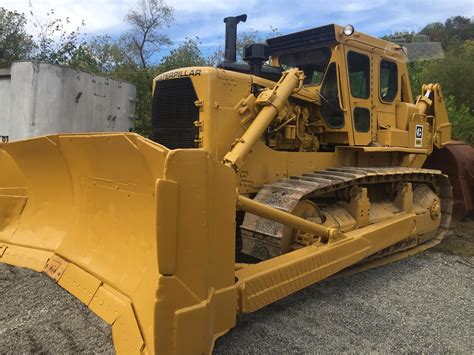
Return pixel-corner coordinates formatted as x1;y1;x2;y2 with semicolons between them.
2;14;472;354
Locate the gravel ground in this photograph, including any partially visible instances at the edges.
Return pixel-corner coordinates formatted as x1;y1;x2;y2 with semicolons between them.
0;266;113;354
215;251;473;354
0;221;472;354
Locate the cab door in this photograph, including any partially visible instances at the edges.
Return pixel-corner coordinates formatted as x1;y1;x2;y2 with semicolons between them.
344;48;373;146
376;57;400;131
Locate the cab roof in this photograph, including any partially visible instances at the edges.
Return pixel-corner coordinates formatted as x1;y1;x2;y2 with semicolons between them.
267;24;404;61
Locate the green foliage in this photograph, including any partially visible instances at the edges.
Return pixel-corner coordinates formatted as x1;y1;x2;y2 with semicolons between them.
92;0;177;137
2;4;472;142
420;16;474;49
407;61;424;97
159;37;206;72
403;17;474;144
415;41;474;111
109;66;156;137
381;31;416;43
86;35;134;72
445;96;474;144
0;5;89;68
0;8;34;67
67;45;102;72
28;6;86;65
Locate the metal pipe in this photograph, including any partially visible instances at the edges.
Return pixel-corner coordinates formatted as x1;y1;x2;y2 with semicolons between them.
416;85;433;115
223;15;247;63
224;68;303;171
237;195;338;240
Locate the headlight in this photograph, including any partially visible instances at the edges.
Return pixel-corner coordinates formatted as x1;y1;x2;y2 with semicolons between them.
343;24;354;36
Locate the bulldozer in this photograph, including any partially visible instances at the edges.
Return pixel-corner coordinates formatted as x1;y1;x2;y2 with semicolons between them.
1;14;471;354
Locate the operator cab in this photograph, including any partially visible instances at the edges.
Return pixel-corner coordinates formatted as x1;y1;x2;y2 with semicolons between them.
264;23;412;147
265;24;351;140
276;47;343;129
276;47;344;128
278;47;331;85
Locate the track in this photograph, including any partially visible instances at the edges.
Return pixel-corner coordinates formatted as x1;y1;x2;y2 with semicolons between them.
241;167;452;261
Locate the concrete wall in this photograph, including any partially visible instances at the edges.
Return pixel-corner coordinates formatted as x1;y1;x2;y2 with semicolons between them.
0;68;11;140
0;61;136;141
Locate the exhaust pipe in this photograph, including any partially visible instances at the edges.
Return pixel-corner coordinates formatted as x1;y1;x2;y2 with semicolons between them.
223;14;247;63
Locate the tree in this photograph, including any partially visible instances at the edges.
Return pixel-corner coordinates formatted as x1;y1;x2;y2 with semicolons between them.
159;37;206;72
420;16;474;49
67;44;102;72
28;5;86;65
380;17;474;143
381;31;415;43
109;65;156;137
0;8;34;67
123;0;174;68
207;27;281;66
407;37;473;144
236;26;281;62
416;40;474;111
414;40;474;143
419;22;444;43
445;95;474;144
85;35;134;72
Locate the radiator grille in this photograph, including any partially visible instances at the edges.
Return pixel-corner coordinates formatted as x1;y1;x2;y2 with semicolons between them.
151;78;199;149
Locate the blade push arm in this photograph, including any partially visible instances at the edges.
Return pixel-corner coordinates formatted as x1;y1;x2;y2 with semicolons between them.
415;83;452;148
223;68;304;171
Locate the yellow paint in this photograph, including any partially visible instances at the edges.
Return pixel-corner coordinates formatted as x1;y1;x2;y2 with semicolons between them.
0;22;454;355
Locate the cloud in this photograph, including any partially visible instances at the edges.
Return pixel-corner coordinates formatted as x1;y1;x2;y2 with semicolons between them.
4;0;130;35
3;0;474;54
341;0;388;13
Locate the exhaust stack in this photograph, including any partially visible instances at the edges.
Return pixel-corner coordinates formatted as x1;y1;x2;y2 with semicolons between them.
223;14;247;63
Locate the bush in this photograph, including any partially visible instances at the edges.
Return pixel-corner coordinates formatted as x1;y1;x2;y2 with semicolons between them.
445;96;474;144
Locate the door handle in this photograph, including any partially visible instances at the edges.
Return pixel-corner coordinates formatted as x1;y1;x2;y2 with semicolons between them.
336;65;348;112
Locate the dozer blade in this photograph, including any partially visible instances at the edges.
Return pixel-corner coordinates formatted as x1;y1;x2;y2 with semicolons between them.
0;133;237;354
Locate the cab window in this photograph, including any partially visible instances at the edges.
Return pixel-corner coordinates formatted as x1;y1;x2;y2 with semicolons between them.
354;107;370;132
280;47;331;85
380;59;398;102
320;62;344;128
347;51;370;99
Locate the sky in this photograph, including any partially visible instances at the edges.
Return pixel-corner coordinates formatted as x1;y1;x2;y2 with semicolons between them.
3;0;474;58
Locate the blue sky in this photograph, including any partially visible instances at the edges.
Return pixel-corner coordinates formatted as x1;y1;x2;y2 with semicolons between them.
4;0;474;59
